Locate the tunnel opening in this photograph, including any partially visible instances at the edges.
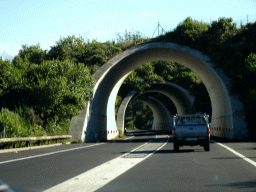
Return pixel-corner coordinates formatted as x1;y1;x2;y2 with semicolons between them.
117;59;212;131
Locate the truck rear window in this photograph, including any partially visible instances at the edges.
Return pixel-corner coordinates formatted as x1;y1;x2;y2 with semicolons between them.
175;116;206;126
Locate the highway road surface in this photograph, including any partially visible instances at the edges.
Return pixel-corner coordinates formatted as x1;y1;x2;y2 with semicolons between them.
0;131;256;192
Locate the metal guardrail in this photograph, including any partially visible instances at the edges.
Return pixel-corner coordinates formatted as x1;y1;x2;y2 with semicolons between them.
0;135;72;149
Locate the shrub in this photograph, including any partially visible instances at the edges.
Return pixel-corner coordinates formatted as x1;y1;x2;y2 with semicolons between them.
27;124;47;137
245;52;256;73
23;59;94;127
27;108;43;126
17;44;46;65
0;108;29;137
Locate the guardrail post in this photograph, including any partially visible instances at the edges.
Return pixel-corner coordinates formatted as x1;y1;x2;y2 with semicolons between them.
13;141;18;149
0;123;5;138
26;141;31;147
37;140;43;146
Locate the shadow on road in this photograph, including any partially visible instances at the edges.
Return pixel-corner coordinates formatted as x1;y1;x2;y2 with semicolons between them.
206;179;256;190
108;138;157;143
211;156;256;159
115;149;204;155
108;130;172;143
211;136;255;143
108;137;172;143
156;149;195;153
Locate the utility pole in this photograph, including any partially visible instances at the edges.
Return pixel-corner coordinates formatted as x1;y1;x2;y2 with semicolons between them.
247;15;248;24
158;22;159;36
152;22;166;38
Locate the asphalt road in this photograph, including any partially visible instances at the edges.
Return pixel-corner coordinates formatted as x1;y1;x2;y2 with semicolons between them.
0;132;255;192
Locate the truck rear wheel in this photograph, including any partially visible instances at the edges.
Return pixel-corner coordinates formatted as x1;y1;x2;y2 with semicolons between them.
174;142;179;151
204;140;210;151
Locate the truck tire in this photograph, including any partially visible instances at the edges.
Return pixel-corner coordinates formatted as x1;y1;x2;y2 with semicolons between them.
174;141;179;151
204;140;210;151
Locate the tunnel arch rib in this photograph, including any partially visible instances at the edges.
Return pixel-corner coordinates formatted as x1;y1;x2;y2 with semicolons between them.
137;96;173;131
82;42;247;142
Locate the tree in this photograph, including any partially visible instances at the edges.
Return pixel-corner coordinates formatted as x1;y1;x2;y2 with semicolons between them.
47;35;85;61
245;52;256;73
206;17;238;44
16;43;46;65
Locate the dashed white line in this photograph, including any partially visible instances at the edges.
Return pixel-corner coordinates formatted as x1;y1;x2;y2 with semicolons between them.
43;137;169;192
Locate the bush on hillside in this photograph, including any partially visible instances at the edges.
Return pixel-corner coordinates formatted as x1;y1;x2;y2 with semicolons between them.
46;35;122;74
1;58;94;136
0;108;47;137
24;59;94;125
13;44;46;66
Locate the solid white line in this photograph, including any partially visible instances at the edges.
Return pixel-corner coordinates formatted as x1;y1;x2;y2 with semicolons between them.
0;143;105;165
43;137;169;192
211;140;256;168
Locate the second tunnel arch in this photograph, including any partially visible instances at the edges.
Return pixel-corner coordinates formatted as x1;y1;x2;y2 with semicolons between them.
116;81;196;133
85;42;247;142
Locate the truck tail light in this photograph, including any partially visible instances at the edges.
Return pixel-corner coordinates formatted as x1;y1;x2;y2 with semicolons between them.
207;127;210;134
172;129;175;135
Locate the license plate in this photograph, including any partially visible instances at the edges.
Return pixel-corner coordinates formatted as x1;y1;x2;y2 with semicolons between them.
185;138;197;141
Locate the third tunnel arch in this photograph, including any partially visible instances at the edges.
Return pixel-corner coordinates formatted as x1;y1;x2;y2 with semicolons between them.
136;95;173;131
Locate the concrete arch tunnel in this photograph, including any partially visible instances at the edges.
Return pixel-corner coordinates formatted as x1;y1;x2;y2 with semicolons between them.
116;81;195;133
136;95;173;131
69;41;248;142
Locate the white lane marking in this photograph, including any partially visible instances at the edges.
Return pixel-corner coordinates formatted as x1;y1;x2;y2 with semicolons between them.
43;137;169;192
124;136;134;140
0;143;105;165
211;140;256;168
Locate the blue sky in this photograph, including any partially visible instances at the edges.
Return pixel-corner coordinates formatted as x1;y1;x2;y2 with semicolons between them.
1;0;256;56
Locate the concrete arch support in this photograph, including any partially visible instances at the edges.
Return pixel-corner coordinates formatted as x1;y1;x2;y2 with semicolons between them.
84;42;247;142
137;96;173;131
116;91;136;133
